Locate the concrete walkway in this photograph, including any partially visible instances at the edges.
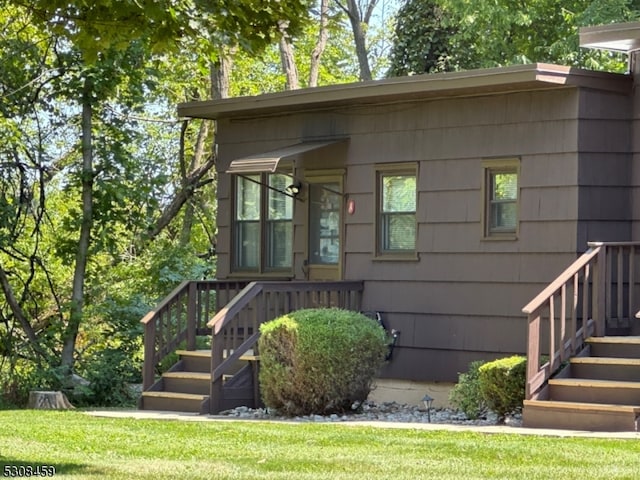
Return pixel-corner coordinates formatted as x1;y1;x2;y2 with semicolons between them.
84;409;640;439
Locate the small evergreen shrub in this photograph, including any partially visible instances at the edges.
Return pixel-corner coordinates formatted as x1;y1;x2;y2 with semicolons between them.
258;308;387;416
448;360;488;420
478;355;526;423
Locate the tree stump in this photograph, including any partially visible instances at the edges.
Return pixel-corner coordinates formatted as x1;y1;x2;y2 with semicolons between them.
27;391;75;410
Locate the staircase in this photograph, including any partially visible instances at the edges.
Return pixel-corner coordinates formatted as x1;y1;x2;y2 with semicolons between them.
139;350;260;414
522;242;640;432
523;336;640;431
140;350;211;413
139;279;364;414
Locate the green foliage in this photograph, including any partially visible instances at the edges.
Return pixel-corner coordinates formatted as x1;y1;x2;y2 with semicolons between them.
388;0;456;75
478;355;527;423
258;308;387;416
20;0;311;61
448;360;488;420
389;0;636;75
0;360;69;408
73;348;139;407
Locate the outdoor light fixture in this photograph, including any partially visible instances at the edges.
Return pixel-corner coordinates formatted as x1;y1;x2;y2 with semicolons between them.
422;394;434;422
285;182;302;196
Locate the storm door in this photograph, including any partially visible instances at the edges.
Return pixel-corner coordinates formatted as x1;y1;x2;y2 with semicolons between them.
307;176;343;280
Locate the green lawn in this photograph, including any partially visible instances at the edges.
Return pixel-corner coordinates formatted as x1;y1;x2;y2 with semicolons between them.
0;410;639;479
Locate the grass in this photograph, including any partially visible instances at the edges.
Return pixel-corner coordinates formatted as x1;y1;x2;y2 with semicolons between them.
0;410;639;479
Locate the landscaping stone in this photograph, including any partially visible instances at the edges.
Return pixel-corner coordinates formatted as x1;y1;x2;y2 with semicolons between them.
218;400;523;427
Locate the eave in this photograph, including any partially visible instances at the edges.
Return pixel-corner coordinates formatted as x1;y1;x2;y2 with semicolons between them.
580;21;640;53
178;63;632;121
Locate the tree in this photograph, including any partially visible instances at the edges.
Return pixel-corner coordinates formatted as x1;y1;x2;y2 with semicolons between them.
336;0;379;80
388;0;455;75
388;0;638;76
0;0;311;383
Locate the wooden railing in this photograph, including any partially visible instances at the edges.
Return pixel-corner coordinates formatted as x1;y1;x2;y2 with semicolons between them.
207;280;364;413
523;242;640;400
140;280;249;390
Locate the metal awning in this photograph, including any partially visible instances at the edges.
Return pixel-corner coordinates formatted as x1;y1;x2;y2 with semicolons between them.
580;21;640;53
225;140;343;174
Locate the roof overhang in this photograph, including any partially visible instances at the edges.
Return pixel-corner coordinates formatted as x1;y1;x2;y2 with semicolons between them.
178;63;631;121
225;140;345;174
580;21;640;53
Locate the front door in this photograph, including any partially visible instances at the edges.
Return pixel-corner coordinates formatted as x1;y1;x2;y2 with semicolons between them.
306;176;343;280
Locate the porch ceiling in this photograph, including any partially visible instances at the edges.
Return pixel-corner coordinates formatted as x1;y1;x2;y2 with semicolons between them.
178;63;632;120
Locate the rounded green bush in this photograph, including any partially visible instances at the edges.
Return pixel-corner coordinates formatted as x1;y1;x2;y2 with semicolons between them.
258;308;388;416
449;360;488;420
478;355;526;423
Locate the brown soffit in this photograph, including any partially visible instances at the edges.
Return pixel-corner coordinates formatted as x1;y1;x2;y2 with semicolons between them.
225;140;344;174
177;63;632;120
580;21;640;53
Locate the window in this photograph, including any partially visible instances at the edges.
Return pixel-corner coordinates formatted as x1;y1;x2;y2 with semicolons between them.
376;164;417;256
483;159;519;238
235;175;261;269
234;173;293;272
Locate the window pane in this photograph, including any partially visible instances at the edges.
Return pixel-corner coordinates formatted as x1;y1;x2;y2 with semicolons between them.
382;175;416;212
488;169;518;233
236;175;260;220
382;213;416;251
236;221;259;269
267;221;292;268
492;173;517;201
309;183;340;264
491;202;517;231
268;174;293;220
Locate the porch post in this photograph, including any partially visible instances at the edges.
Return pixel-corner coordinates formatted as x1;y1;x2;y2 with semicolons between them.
594;245;607;337
526;311;541;399
186;281;197;351
142;320;156;391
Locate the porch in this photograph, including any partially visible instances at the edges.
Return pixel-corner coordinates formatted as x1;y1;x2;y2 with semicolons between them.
139;280;363;414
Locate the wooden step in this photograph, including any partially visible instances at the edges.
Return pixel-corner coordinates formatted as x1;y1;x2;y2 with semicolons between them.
570;357;640;381
175;350;211;373
549;378;640;405
162;371;211;395
140;391;208;413
523;399;640;432
587;336;640;359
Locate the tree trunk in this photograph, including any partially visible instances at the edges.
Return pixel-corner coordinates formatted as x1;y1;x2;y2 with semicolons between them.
61;80;93;370
0;264;43;357
28;391;74;409
309;0;330;87
278;20;299;90
179;120;210;247
342;0;376;81
142;155;216;247
210;50;233;100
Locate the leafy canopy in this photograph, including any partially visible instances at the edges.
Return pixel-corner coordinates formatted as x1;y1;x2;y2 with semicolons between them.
20;0;311;60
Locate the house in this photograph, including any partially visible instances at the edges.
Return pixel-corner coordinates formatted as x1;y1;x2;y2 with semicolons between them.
140;22;640;430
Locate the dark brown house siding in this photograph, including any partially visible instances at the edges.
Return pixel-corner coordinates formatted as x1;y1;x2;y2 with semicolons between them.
198;71;633;383
577;89;632;246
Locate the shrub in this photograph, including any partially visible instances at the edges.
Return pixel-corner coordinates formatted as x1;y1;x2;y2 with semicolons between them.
478;355;526;423
73;348;140;407
448;360;488;420
258;308;387;416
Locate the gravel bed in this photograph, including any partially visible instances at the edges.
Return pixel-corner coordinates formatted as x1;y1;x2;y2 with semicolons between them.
218;401;523;427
